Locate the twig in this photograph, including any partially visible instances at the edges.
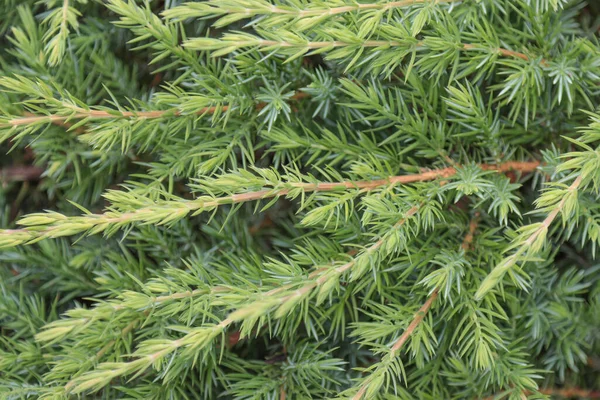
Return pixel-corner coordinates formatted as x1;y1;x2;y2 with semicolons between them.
66;212;419;393
475;174;583;300
279;384;286;400
391;289;439;354
186;0;460;19
0;160;540;247
5;92;310;129
0;166;44;184
352;213;481;400
204;38;544;65
22;111;86;134
351;291;439;400
462;212;481;250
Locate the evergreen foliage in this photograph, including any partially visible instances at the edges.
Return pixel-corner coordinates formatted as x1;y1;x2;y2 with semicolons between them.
0;0;599;399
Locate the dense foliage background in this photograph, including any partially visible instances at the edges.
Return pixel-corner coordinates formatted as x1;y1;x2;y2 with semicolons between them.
1;0;599;399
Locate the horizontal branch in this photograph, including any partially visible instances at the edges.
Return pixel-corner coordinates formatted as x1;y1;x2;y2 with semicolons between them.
0;165;44;184
167;0;460;21
0;161;540;248
463;44;548;65
274;40;537;62
3;92;310;129
186;35;542;64
268;0;459;16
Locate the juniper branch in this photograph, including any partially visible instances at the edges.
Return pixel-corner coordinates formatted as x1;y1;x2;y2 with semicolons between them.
475;174;584;299
352;288;439;400
2;1;599;397
185;36;541;64
0;161;539;248
350;214;480;399
65;210;419;393
2;92;310;129
43;0;80;66
165;0;460;27
37;286;224;344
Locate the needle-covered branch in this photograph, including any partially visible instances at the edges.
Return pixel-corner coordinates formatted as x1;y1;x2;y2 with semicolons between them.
476;135;600;299
351;289;439;400
164;0;461;29
0;74;311;152
2;91;310;128
184;34;541;65
0;161;539;248
64;208;421;393
347;214;481;399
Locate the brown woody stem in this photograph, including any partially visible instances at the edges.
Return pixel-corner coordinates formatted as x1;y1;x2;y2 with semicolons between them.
5;92;310;129
353;213;482;400
0;161;540;246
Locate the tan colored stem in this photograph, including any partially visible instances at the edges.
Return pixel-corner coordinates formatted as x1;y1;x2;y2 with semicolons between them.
279;385;286;400
352;289;439;400
462;212;481;250
255;40;536;63
353;213;482;400
5;92;310;129
391;289;439;354
461;43;532;62
0;160;540;242
0;166;44;184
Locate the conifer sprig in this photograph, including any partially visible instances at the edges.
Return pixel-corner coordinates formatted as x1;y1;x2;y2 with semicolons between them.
476;174;584;299
2;91;311;128
0;161;539;248
42;0;83;66
183;34;539;64
64;208;420;393
476;130;600;299
348;214;479;399
351;288;439;400
164;0;460;29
